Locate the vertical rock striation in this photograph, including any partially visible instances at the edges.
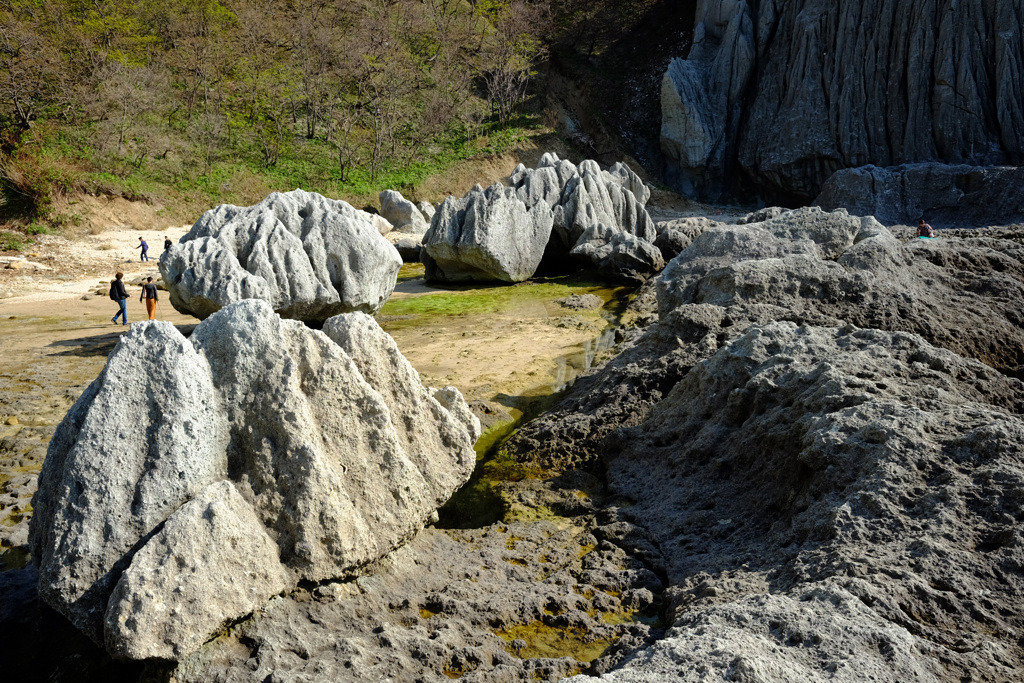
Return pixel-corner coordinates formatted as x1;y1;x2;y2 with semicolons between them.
662;0;1024;202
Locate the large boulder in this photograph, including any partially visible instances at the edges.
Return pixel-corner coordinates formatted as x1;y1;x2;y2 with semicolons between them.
572;322;1024;681
160;190;402;322
380;189;429;234
814;163;1024;227
508;154;662;281
421;155;659;284
662;1;1024;202
571;227;665;285
29;300;479;660
421;183;554;283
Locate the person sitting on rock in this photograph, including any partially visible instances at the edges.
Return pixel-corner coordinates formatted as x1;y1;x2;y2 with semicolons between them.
164;236;172;252
139;276;159;320
917;219;935;238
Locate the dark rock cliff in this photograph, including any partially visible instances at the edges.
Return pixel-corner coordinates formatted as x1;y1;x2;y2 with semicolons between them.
661;0;1024;204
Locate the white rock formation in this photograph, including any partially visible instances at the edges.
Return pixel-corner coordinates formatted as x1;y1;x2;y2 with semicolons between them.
358;209;394;235
30;300;478;660
421;183;554;282
508;154;661;281
160;190;402;322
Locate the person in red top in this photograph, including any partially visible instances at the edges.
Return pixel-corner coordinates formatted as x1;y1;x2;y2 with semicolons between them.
917;218;935;238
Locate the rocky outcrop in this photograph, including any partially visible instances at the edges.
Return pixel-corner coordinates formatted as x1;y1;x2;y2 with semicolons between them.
29;300;478;659
506;207;1024;469
173;510;665;682
662;1;1024;203
572;322;1024;682
510;154;656;256
160;190;402;322
420;155;661;283
421;183;554;282
814;163;1024;226
380;189;429;234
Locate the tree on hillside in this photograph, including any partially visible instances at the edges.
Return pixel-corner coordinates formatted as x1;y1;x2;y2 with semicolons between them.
477;0;549;126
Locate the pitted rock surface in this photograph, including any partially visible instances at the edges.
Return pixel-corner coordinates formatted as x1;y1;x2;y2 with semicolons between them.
160;189;402;322
103;480;289;661
29;300;477;659
571;322;1024;681
507;208;1024;469
172;508;666;683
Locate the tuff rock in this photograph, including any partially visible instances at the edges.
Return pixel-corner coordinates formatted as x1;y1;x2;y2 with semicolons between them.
423;156;660;283
511;154;656;256
571;322;1024;681
814;163;1024;227
29;300;478;660
507;206;1024;469
380;189;430;234
160;190;402;322
662;0;1024;202
421;183;554;282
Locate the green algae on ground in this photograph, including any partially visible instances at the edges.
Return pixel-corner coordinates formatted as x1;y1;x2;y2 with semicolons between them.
379;273;628;322
496;621;615;662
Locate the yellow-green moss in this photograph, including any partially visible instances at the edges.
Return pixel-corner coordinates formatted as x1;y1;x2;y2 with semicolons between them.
496;621;615;662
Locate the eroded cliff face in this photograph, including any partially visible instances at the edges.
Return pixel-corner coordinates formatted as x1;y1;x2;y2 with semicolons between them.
662;0;1024;203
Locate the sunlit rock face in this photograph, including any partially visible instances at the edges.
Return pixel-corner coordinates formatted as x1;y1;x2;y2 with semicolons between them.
30;300;478;660
161;189;402;322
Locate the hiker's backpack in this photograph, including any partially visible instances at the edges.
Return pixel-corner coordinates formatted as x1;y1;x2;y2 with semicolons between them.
109;281;118;301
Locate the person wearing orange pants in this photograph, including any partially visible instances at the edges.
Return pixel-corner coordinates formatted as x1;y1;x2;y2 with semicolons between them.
139;276;159;320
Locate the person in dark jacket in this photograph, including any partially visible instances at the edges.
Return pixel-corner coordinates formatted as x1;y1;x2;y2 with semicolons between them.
110;271;129;325
137;237;149;262
164;236;172;252
140;276;159;320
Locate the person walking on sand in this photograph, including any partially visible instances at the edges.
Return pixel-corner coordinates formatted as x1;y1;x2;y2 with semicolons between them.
137;236;149;262
110;271;129;325
917;218;935;238
140;276;159;320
